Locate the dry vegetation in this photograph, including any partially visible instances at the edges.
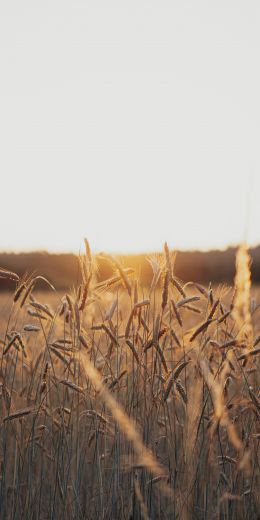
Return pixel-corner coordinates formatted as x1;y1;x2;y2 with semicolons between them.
0;241;259;519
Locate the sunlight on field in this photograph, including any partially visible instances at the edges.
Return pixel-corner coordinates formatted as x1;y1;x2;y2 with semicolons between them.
0;242;259;518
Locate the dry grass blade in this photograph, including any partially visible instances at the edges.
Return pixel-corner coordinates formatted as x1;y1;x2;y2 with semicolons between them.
3;408;34;422
134;477;151;520
24;324;41;332
189;319;215;342
182;304;201;314
0;268;19;282
125;308;135;338
164;362;189;402
248;388;260;413
134;299;150;309
193;282;208;298
171;299;182;327
81;352;167;480
164;377;174;402
3;334;20;355
162;270;170;310
14;282;26;302
253;335;260;347
79;334;89;350
173;361;189;380
126;339;140;363
170;329;181;348
238;348;260;361
59;380;84;393
177;296;200;307
105;299;118;321
175;379;188;404
30;301;54;318
28;309;48;320
218;311;231;324
232;243;253;343
99;254;132;296
154;342;168;374
95;269;134;292
207;299;219;320
171;277;186;297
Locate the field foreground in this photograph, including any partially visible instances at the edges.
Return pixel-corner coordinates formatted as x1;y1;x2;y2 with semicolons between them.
0;244;259;519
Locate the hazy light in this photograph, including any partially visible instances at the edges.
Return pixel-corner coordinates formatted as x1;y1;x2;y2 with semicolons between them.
0;1;260;253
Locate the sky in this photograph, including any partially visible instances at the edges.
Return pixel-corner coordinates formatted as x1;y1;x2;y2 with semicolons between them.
0;1;260;254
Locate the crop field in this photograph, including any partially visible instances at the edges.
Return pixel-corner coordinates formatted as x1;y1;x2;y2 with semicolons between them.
0;243;259;519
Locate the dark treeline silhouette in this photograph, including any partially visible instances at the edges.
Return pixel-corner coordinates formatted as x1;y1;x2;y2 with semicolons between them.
0;245;260;291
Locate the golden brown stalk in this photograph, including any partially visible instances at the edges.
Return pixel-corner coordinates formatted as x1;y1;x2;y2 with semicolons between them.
232;243;253;344
59;380;84;393
147;255;162;292
125;308;135;338
154;343;168;374
74;301;81;333
164;241;172;273
170;329;181;348
40;362;49;394
207;299;219;320
171;299;182;327
253;335;260;347
238;348;260;361
20;280;36;308
173;361;189;380
134;477;151;520
218;311;231;324
102;324;119;346
27;309;47;320
100;254;132;296
164;361;189;401
80;351;166;479
20;275;55;308
189;319;214;342
23;325;41;332
30;302;54;318
182;304;201;314
109;369;127;389
248;388;260;412
95;268;134;292
3;407;34;422
162;270;170;311
177;296;200;307
158;327;167;339
171;277;186;297
0;268;19;282
3;334;20;355
219;339;237;349
134;279;138;305
105;299;118;321
134;299;150;309
164;377;174;401
79;334;89;350
84;237;92;266
79;280;90;311
126;339;140;363
193;282;208;298
175;379;188;404
14;282;25;302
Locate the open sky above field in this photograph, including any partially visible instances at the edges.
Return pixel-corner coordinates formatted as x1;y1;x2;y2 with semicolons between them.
1;1;260;254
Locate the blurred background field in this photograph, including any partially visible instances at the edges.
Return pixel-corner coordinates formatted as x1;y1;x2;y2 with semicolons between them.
1;245;260;293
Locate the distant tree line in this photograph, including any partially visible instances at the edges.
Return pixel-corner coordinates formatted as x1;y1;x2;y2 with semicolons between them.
0;246;260;291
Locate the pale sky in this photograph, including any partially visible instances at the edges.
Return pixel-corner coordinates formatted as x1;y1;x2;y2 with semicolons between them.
0;1;260;254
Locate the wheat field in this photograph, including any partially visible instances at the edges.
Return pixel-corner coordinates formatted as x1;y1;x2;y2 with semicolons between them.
0;242;259;519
